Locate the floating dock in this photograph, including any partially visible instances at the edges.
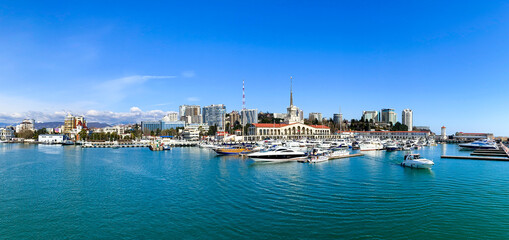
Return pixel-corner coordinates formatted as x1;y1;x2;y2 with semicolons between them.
441;143;509;161
329;153;364;160
441;155;509;161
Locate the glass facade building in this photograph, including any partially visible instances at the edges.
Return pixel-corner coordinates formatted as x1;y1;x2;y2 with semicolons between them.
202;104;226;129
241;109;258;126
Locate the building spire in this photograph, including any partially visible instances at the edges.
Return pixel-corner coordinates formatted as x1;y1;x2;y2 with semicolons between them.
290;76;293;106
242;79;246;110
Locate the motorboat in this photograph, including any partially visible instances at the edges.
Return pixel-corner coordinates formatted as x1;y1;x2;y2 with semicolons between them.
247;147;306;162
459;140;498;150
401;154;434;169
385;141;400;151
359;140;383;151
307;155;329;163
214;146;251;155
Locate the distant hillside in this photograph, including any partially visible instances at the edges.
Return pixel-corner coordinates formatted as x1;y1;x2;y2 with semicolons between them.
87;122;111;128
0;123;15;128
35;122;64;129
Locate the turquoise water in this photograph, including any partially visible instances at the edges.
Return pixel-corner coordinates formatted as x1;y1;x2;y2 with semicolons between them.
1;143;509;239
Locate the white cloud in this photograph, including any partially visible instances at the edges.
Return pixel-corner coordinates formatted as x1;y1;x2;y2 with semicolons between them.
0;107;172;124
187;97;200;102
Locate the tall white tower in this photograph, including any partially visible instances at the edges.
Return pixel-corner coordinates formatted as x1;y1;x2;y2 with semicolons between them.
441;126;447;140
402;109;413;131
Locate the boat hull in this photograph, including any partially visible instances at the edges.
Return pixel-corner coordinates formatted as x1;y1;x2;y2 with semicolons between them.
401;160;434;169
214;148;251;155
251;156;306;162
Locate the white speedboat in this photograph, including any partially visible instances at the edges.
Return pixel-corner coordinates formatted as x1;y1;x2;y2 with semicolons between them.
401;154;434;169
459;140;498;150
247;147;306;162
307;155;329;163
359;140;383;151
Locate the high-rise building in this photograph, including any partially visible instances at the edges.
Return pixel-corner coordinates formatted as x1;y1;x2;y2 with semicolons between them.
179;105;202;124
162;112;179;122
229;111;241;125
63;113;87;135
402;109;413;131
333;113;343;125
203;104;226;129
308;112;323;123
241;109;258;126
362;111;379;122
381;109;397;125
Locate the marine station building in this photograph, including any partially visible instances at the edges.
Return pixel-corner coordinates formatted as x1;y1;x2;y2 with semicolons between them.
247;84;331;140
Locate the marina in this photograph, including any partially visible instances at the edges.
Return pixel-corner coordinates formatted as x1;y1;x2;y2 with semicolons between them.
1;143;509;239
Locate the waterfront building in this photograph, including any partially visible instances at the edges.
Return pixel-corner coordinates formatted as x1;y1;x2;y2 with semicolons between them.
247;81;330;140
309;112;323;123
299;109;304;121
182;129;200;141
202;104;226;129
38;134;70;144
63;113;87;136
362;111;379;122
402;109;413;131
248;123;330;139
240;109;258;126
141;120;185;134
185;123;209;133
162;112;179;122
179;105;202;124
141;121;161;134
0;128;14;140
381;109;397;125
98;125;128;135
339;130;430;139
15;119;35;133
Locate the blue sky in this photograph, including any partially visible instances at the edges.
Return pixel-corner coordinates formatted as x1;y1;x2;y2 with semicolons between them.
0;1;508;135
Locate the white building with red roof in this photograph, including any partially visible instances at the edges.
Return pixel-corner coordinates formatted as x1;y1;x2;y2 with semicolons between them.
248;123;330;139
245;77;330;140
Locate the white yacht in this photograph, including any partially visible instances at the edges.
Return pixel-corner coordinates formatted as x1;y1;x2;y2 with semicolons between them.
359;140;383;151
459;140;498;150
283;141;308;152
401;154;434;169
247;147;307;162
